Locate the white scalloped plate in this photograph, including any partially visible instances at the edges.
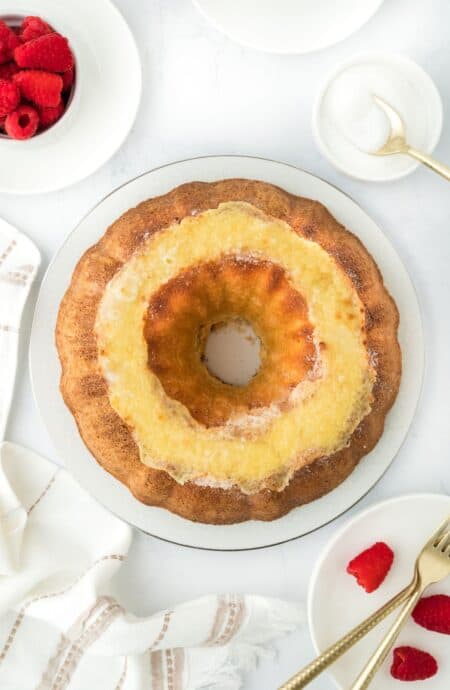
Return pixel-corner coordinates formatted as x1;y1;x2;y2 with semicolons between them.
30;156;423;550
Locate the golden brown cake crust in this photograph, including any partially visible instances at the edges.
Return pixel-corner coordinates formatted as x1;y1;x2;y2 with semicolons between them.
56;179;401;524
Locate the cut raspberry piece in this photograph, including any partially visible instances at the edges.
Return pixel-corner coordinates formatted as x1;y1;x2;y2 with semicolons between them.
412;594;450;634
20;16;53;43
0;62;19;80
14;33;74;73
61;67;74;93
391;646;438;682
0;79;20;117
0;20;21;64
14;70;63;107
5;105;39;139
38;101;64;128
346;541;394;593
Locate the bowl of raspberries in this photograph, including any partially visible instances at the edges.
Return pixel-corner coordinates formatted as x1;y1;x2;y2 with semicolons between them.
0;14;75;140
0;0;141;193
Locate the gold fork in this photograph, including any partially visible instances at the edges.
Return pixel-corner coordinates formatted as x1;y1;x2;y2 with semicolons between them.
279;515;450;690
350;515;450;689
373;96;450;181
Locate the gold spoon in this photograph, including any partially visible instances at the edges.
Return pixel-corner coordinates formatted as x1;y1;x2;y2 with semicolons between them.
373;95;450;181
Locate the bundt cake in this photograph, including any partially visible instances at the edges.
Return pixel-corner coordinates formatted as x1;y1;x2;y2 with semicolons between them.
56;179;401;524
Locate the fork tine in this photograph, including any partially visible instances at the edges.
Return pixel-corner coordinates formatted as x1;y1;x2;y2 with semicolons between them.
429;516;450;547
435;532;450;551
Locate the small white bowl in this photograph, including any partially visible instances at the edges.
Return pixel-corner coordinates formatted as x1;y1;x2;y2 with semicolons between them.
0;0;142;194
313;52;443;182
308;493;450;689
0;13;78;144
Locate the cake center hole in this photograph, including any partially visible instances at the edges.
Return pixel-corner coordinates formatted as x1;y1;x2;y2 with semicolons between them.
203;318;261;386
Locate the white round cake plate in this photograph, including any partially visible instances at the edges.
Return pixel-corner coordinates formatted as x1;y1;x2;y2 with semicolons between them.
0;0;141;194
30;156;423;550
192;0;384;55
309;494;450;690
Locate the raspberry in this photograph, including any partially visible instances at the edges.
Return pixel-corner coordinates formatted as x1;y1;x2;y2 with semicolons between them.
14;33;74;73
412;594;450;634
5;105;39;140
0;20;21;64
391;646;438;681
61;66;74;93
0;79;20;117
346;542;394;593
38;101;64;128
0;62;19;80
20;16;53;43
14;70;63;107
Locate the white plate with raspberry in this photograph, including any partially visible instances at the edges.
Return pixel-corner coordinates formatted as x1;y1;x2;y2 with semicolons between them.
309;494;450;688
0;0;141;194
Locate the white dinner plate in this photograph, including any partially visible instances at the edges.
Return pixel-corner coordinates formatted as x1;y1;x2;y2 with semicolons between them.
30;156;423;550
309;494;450;689
192;0;384;55
0;0;141;194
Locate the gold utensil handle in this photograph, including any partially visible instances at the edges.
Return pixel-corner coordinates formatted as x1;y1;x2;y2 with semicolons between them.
278;584;413;690
349;585;423;690
407;147;450;181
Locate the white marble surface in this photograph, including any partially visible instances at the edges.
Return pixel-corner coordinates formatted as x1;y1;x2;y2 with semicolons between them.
3;1;450;687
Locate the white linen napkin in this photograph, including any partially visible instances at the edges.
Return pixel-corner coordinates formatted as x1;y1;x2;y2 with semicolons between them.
0;222;304;690
0;217;40;442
